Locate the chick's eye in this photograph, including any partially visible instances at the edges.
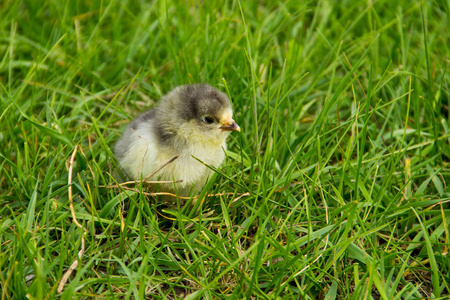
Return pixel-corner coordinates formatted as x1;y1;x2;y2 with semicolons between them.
203;116;215;124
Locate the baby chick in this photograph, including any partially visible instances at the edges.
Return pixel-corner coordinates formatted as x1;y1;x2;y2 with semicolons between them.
115;84;240;197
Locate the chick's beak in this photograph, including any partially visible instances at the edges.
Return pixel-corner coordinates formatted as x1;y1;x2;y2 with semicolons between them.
219;119;241;132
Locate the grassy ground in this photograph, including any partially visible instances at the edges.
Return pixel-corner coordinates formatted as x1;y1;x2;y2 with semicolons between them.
1;0;449;299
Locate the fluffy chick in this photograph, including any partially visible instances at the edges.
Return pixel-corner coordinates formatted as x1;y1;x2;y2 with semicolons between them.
115;84;240;197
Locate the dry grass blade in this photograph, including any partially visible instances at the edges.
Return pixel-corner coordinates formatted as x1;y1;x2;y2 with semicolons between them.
103;179;183;188
57;145;87;293
100;155;182;188
143;155;181;181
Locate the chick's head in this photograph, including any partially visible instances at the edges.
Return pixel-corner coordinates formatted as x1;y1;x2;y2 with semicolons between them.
158;84;240;145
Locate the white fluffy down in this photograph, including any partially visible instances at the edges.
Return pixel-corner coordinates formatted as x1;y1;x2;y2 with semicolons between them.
119;117;228;196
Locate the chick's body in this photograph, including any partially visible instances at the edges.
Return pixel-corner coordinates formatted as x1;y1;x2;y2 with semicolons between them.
115;84;239;196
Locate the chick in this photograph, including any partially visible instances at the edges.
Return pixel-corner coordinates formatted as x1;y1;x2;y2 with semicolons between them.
115;84;240;197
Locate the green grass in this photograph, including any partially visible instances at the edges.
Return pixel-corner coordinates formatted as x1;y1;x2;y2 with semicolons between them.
1;0;449;298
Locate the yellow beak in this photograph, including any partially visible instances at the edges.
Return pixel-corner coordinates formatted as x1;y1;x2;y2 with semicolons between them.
219;119;241;132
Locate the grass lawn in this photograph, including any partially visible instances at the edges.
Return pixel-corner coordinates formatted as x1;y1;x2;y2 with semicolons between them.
1;0;449;298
